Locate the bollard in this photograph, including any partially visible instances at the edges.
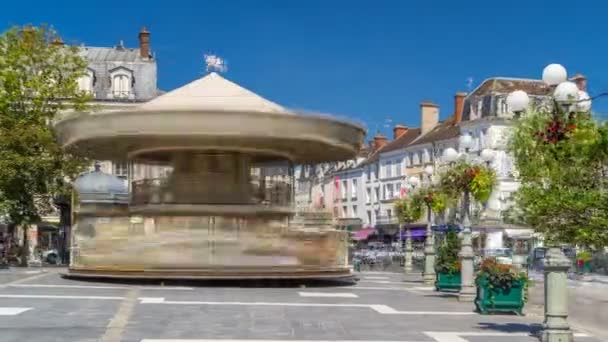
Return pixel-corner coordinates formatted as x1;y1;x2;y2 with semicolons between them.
540;247;573;342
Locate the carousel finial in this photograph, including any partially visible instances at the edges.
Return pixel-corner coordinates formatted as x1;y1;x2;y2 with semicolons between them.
204;54;228;73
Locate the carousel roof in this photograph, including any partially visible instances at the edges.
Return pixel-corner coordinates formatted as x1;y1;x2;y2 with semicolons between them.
54;71;365;163
139;72;289;114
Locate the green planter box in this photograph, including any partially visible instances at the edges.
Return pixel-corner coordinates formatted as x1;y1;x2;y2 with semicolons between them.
475;275;525;315
435;272;461;292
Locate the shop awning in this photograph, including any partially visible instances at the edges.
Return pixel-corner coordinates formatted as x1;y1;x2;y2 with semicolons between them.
505;228;534;239
352;227;377;241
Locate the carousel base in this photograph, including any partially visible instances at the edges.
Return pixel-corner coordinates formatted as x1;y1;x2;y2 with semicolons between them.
63;266;354;281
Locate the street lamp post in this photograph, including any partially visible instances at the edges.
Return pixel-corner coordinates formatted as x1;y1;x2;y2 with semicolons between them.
507;63;584;342
453;135;477;302
404;176;420;274
422;165;436;285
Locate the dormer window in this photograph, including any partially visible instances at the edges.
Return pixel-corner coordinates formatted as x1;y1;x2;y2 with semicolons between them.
77;68;95;95
108;66;134;99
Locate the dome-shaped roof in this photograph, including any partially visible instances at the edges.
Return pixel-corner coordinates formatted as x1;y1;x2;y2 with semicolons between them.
73;164;128;203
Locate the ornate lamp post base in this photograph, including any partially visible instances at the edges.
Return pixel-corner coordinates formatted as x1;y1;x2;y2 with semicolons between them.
540;247;573;342
459;218;476;302
404;227;413;274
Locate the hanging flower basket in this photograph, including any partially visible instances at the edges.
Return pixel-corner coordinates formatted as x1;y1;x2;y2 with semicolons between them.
438;161;496;203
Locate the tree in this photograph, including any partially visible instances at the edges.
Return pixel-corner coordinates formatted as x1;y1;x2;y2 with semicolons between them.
506;105;608;248
0;25;90;264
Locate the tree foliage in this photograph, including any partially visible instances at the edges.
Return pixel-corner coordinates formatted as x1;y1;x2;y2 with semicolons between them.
506;106;608;248
0;25;89;226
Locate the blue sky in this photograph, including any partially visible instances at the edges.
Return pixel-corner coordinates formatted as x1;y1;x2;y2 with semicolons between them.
2;0;606;138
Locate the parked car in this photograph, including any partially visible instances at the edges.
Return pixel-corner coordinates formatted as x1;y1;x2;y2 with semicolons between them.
40;249;59;264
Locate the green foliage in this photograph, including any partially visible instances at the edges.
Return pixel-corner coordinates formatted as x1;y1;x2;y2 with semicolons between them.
0;25;90;225
394;195;423;224
507;107;608;248
437;160;496;203
435;229;461;274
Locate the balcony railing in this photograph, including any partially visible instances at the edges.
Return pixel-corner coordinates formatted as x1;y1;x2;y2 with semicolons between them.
131;177;292;207
376;215;398;225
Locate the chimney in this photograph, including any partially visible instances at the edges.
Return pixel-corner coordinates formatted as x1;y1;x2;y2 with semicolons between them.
420;101;439;135
393;125;408;139
570;73;587;92
138;26;151;60
372;133;389;151
454;92;467;123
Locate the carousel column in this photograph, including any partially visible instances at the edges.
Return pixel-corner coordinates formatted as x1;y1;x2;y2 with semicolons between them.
423;207;436;284
458;190;475;302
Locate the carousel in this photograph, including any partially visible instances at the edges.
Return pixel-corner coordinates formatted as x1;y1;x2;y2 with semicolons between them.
54;67;365;279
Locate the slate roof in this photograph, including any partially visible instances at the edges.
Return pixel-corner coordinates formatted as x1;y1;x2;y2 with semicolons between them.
471;77;551;97
80;46;144;63
409;119;460;147
360;128;421;166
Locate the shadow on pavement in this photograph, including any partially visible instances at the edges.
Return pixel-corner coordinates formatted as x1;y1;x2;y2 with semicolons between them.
477;322;542;334
60;274;360;288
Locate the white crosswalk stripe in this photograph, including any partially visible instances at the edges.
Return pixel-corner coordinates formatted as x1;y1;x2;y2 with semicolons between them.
0;307;32;316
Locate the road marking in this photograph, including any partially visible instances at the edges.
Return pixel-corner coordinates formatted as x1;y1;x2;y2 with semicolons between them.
298;292;358;298
363;276;389;280
358;280;422;285
0;294;124;300
139;298;475;316
0;307;32;316
141;340;429;342
100;289;139;342
370;305;475;316
8;284;194;290
424;331;592;341
350;286;410;291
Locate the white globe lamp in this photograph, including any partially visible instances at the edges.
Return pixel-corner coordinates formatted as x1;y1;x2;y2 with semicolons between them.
542;64;568;86
554;81;579;105
408;176;420;188
424;165;434;176
480;148;495;162
459;133;474;150
506;90;530;113
443;147;459;163
576;90;592;112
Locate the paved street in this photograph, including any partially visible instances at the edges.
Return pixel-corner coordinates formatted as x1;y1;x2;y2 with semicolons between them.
0;268;601;342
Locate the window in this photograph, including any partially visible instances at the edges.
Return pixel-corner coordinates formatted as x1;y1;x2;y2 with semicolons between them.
423;150;430;164
342;206;348;217
395;183;402;198
405;153;410;167
351;179;357;198
395;159;402;176
412;151;420;165
109;67;134;99
366;187;371;203
366;167;371;181
385;161;393;178
386;184;394;199
387;209;392;219
77;69;94;94
341;180;348;199
374;187;380;203
352;205;358;217
113;162;128;179
367;210;372;224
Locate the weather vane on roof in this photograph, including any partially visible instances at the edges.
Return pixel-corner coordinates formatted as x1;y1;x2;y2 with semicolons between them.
204;54;228;73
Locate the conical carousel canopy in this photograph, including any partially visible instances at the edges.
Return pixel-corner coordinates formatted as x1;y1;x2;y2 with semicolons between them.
139;72;290;114
54;70;365;163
